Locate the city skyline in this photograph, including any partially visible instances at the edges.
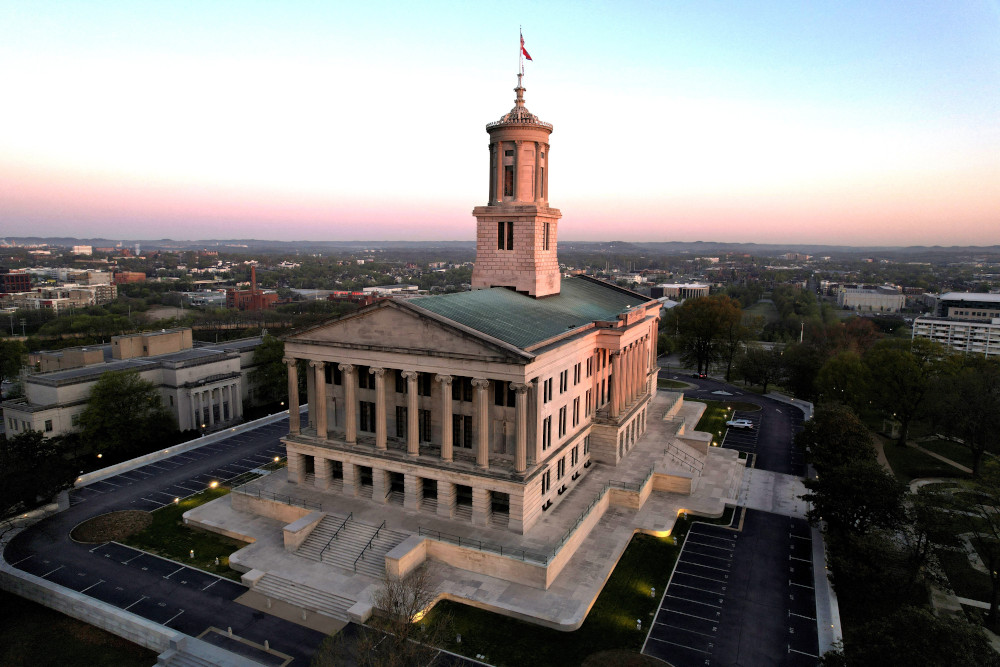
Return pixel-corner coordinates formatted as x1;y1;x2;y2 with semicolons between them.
1;1;998;245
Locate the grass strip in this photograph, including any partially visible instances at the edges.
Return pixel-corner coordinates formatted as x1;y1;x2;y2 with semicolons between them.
121;487;248;580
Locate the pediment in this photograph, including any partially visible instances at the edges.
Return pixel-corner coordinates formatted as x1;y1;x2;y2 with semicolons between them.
286;300;530;362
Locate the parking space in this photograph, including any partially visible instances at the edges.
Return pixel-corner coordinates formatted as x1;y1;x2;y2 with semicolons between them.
643;510;819;666
721;411;760;455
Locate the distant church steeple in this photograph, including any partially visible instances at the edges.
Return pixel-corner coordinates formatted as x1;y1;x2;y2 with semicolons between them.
471;73;562;297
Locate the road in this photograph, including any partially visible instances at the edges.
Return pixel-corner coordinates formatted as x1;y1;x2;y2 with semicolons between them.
4;418;328;665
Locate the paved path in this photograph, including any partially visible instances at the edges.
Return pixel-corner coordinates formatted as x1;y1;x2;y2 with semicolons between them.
4;418;328;665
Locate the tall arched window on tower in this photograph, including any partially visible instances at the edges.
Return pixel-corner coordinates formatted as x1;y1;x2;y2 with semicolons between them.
544;223;551;251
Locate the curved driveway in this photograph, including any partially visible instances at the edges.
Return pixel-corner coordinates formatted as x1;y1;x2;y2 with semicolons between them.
4;418;327;665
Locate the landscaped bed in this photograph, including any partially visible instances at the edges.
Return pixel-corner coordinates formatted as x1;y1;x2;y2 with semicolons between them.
880;437;969;483
71;510;152;543
691;399;761;445
419;509;735;666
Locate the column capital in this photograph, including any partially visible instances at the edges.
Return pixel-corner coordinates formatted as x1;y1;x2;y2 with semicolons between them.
282;356;297;366
611;350;621;359
471;378;490;390
309;360;325;369
435;374;453;385
369;367;386;378
338;363;355;374
400;370;419;381
511;382;529;394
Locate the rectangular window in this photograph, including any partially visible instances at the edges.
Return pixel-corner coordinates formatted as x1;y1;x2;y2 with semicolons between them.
541;470;551;494
44;419;53;432
542;416;552;450
558;406;567;437
573;363;581;385
504;149;514;157
453;414;474;448
396;406;407;438
360;401;376;432
504;165;514;196
586;357;593;377
559;370;568;393
395;371;407;393
543;378;553;403
544;223;550;251
169;396;174;406
333;365;343;385
557;457;566;480
358;366;371;389
452;377;473;402
419;373;432;397
419;409;432;442
497;221;514;250
571;446;579;466
584;435;590;455
572;397;580;427
585;389;593;417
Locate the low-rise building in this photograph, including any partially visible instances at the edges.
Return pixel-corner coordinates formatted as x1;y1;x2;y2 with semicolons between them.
836;285;905;312
650;283;709;300
912;292;1000;357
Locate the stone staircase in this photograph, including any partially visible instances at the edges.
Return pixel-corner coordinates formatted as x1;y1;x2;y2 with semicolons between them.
251;572;355;621
296;515;409;578
157;651;219;667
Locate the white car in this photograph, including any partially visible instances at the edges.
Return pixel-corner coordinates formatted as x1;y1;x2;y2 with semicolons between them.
725;418;754;430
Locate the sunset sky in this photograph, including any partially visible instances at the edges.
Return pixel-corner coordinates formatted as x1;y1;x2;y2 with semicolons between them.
1;1;998;245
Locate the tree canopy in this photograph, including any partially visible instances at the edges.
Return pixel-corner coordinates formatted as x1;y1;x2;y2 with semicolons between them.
79;369;175;458
673;294;742;374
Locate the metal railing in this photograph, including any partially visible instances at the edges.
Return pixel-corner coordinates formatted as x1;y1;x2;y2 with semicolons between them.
319;512;352;562
353;520;386;571
663;442;704;474
231;486;322;511
417;527;549;564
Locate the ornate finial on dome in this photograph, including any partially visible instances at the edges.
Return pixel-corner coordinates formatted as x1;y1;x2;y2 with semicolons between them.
493;73;548;127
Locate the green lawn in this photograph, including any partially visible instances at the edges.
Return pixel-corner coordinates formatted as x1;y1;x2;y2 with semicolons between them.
691;399;761;446
421;510;734;666
0;590;157;667
122;487;248;580
880;438;970;483
657;379;688;389
920;439;975;470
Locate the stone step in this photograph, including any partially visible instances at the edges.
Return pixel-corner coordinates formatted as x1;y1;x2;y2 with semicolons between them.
296;515;409;578
252;573;354;621
157;649;228;667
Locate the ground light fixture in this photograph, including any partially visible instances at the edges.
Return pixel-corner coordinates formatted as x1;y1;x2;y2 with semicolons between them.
209;481;219;488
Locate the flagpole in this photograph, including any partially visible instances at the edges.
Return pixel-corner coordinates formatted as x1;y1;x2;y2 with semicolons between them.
519;27;524;77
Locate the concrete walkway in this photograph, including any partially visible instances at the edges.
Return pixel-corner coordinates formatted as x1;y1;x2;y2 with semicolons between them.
188;391;745;630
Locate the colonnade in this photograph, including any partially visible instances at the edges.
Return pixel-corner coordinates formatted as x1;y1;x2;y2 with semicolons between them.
190;381;241;429
607;331;655;419
284;358;531;474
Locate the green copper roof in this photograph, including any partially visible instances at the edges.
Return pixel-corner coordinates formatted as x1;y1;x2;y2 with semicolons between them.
411;277;647;349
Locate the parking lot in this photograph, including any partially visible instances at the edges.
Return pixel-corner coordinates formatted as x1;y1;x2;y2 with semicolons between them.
70;422;288;510
721;411;761;457
642;509;819;666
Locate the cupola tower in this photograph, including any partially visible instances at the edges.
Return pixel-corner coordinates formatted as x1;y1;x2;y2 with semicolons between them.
471;74;562;297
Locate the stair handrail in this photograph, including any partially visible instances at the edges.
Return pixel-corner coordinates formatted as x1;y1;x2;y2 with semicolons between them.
353;520;386;571
319;512;352;562
664;441;704;473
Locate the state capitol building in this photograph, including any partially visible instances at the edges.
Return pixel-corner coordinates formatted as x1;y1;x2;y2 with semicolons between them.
281;73;661;534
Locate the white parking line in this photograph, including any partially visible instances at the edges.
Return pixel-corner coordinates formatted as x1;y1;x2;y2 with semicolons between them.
678;560;731;574
789;556;811;563
789;647;819;657
653;619;717;638
89;542;109;553
124;595;147;610
122;552;145;564
664;594;723;610
164;609;185;626
789;611;817;621
163;566;185;579
790;581;814;590
81;579;104;593
673;570;729;584
672;581;726;597
201;578;219;591
10;554;35;565
41;565;64;577
686;538;736;552
645;635;710;654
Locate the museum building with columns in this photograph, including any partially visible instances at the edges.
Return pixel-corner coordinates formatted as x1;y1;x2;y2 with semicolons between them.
281;75;661;534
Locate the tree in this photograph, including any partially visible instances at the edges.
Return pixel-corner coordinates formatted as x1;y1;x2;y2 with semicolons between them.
802;458;905;534
780;341;825;402
795;405;878;473
928;355;1000;476
0;338;27;400
947;462;1000;631
0;431;78;523
674;295;742;374
79;370;175;458
736;343;783;393
864;338;945;446
248;334;288;406
718;315;761;382
821;605;1000;667
815;351;869;411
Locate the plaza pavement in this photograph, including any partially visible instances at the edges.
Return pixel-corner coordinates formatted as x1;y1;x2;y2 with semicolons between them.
188;391;747;630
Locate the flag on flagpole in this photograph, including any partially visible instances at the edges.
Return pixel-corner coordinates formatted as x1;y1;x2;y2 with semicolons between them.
521;33;533;61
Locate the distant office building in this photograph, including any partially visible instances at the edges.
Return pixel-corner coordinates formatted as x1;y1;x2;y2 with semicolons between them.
912;292;1000;357
0;268;31;294
226;265;279;311
836;285;905;312
2;328;264;437
71;245;93;255
113;271;147;285
650;283;709;300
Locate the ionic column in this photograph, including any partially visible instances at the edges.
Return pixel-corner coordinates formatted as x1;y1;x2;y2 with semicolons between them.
207;388;215;426
402;371;419;456
234;382;243;418
513;383;529;474
610;352;622;418
436;375;453;462
196;391;204;428
339;364;356;444
371;367;387;450
472;378;490;469
623;346;632;405
513;140;521;200
310;361;327;439
495;141;504;201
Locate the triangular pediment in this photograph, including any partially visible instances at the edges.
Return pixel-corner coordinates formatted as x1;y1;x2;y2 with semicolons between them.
286;300;531;362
